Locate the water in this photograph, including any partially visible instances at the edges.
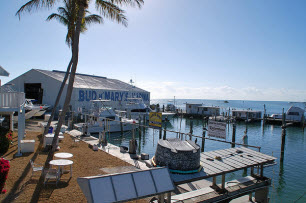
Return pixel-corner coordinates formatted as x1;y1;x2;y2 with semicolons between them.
102;99;306;202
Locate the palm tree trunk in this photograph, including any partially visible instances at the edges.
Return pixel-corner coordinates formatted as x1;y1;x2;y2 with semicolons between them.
44;0;85;168
43;58;73;136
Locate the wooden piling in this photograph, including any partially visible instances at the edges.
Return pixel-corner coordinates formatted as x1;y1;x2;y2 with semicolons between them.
231;123;236;148
201;129;206;152
119;117;123;135
280;126;286;163
190;117;193;140
138;115;142;137
159;127;162;139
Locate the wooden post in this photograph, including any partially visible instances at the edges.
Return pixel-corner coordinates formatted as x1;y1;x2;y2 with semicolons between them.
260;164;264;178
162;105;165;112
282;108;285;126
163;124;167;140
138;115;141;137
159;127;162;139
301;113;305;129
231;123;236;148
166;192;171;203
119;117;123;135
221;174;225;190
280;126;286;163
201;129;206;152
263;104;266;126
212;176;217;188
10;113;14;131
190;117;193;133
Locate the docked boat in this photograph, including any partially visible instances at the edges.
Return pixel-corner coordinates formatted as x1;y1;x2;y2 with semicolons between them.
232;109;262;122
75;100;138;134
165;100;176;112
13;99;50;121
120;98;175;121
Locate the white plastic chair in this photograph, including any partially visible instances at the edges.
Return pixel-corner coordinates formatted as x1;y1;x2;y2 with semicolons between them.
44;168;60;186
30;160;44;176
71;136;80;146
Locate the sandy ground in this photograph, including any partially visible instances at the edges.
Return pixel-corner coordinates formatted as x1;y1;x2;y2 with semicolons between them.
0;121;147;203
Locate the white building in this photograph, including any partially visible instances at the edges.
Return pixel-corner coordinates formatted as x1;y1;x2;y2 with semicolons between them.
232;109;262;121
186;103;202;114
198;106;220;116
5;69;150;113
286;106;305;121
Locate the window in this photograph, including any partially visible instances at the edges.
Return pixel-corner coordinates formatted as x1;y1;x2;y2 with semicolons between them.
288;112;299;116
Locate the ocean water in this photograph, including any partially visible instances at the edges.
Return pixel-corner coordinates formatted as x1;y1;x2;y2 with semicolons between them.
104;99;306;202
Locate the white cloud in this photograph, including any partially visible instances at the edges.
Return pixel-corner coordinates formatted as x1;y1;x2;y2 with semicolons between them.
136;81;306;102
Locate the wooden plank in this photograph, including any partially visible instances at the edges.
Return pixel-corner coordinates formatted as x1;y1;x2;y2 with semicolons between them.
201;155;236;171
208;149;257;169
221;148;260;166
200;162;223;175
238;147;276;161
204;151;247;169
200;157;234;173
239;147;276;160
232;149;268;164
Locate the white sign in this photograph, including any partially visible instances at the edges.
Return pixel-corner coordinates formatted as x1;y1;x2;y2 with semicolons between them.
207;120;226;139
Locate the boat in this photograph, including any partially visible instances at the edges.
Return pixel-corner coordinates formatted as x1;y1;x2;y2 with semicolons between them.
13;99;50;121
165;100;176;112
74;100;138;134
119;98;175;121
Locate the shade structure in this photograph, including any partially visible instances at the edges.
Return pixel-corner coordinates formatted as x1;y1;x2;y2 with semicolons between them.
77;167;175;203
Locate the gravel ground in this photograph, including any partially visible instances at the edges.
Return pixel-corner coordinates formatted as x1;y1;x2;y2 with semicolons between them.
0;126;147;203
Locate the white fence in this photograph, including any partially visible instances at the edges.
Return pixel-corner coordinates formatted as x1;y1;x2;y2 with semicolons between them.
0;92;25;109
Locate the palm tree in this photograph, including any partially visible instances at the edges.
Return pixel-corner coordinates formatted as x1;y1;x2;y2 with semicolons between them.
42;0;102;137
16;0;143;199
47;0;103;47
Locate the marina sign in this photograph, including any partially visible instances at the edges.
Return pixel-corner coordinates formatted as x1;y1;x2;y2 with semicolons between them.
149;112;162;128
207;120;226;139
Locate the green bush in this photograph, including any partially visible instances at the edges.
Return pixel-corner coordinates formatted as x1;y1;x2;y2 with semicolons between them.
0;127;10;155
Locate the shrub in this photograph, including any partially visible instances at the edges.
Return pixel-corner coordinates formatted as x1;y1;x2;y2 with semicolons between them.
0;127;10;155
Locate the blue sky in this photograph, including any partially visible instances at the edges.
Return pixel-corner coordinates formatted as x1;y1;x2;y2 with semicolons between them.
1;0;306;101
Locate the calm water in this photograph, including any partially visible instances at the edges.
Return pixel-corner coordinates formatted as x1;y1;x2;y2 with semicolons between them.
102;99;306;202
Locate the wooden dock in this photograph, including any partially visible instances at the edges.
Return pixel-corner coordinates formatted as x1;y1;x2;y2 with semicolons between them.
67;130;276;203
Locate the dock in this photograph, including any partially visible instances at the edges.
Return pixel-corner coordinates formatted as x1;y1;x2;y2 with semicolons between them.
68;130;276;203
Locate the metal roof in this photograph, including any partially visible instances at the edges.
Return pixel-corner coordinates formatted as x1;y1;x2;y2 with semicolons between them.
35;69;148;92
77;167;174;203
0;66;9;77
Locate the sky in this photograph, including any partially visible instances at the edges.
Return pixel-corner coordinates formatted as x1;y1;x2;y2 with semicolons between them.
1;0;306;102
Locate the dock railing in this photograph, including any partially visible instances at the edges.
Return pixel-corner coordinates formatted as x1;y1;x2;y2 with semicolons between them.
100;117;261;151
0;92;25;110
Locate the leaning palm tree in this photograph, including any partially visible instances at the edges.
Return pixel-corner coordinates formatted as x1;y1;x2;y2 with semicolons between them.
16;0;143;200
42;0;102;137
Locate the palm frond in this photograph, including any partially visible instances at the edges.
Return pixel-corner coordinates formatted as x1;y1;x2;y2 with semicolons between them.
109;0;144;9
95;0;127;27
16;0;57;19
58;7;69;18
46;13;69;26
84;14;103;25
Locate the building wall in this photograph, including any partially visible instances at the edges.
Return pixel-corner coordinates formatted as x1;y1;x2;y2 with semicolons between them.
71;88;150;112
186;104;202;114
7;70;67;110
8;70;150;113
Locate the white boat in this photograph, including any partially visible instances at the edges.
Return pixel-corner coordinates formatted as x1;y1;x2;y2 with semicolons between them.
165;100;176;112
75;100;138;134
120;98;175;121
13;99;50;122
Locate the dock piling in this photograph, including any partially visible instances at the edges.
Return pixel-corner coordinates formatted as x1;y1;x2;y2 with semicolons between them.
201;129;206;152
120;117;123;135
231;123;236;148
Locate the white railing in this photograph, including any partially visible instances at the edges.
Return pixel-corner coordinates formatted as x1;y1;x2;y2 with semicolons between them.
0;92;25;109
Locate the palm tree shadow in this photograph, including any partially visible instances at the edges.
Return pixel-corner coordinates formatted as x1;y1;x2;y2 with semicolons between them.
2;135;43;202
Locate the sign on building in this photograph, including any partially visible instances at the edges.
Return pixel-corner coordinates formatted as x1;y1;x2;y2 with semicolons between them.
207;120;226;139
149;112;162;128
